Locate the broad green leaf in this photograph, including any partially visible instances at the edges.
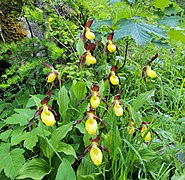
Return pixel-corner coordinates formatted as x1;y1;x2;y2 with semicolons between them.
2;148;25;179
167;29;185;43
132;90;155;111
0;129;12;141
55;158;76;180
23;132;38;151
58;86;70;118
139;148;158;161
77;155;100;180
76;38;86;57
114;19;167;46
0;143;11;172
128;105;141;126
70;81;87;101
158;16;180;27
26;94;45;108
57;142;77;158
50;122;73;145
6;109;35;126
153;0;170;10
40;122;73;159
16;158;51;180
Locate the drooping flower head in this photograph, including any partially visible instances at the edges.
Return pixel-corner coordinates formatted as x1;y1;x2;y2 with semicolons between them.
41;62;58;83
90;84;100;109
80;43;97;66
142;53;158;82
127;120;135;135
109;66;119;86
106;32;117;53
32;92;57;127
113;92;123;117
84;20;95;41
85;109;98;135
139;122;151;141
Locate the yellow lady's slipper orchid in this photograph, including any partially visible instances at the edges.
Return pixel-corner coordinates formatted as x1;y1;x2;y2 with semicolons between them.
47;71;56;83
90;143;102;166
41;105;56;126
127;121;135;135
113;100;123;117
107;40;116;53
110;71;119;85
85;116;98;135
146;66;157;79
86;51;96;65
90;92;100;108
141;124;151;141
85;27;95;40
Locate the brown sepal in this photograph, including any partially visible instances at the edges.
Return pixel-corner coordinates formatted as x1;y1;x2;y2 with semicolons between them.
111;66;117;72
142;67;147;82
91;83;99;92
107;32;114;40
147;53;158;66
41;62;54;70
90;134;100;143
86;43;96;51
80;52;87;66
85;20;93;28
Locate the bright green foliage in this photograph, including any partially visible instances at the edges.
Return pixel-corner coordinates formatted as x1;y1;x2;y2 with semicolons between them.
55;158;76;180
0;0;185;179
16;158;51;180
0;143;25;179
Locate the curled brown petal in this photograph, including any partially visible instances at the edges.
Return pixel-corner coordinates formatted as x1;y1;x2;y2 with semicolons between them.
41;62;54;70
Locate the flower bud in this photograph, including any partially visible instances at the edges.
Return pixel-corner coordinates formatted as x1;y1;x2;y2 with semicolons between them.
90;143;102;166
141;124;151;141
90;92;100;108
113;101;123;117
85;28;95;40
41;105;56;126
110;71;119;85
107;40;116;53
85;117;98;135
86;51;96;65
47;71;56;83
146;66;157;79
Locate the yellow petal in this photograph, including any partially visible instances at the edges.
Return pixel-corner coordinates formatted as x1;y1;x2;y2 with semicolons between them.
110;72;119;85
86;54;96;65
90;95;100;108
85;118;98;135
113;102;123;117
41;106;56;126
146;66;157;78
90;144;102;166
127;126;135;135
85;28;95;40
47;72;56;83
142;131;151;141
107;40;116;53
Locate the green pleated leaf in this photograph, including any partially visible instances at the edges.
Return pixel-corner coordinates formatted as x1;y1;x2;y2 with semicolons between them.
132;90;155;111
58;86;70;118
23;132;38;151
55;158;76;180
114;19;167;46
16;158;51;180
6;109;35;126
70;81;87;101
57;142;77;158
0;145;25;179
